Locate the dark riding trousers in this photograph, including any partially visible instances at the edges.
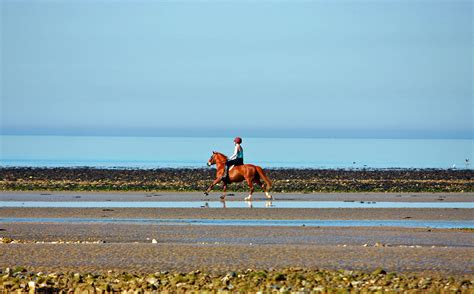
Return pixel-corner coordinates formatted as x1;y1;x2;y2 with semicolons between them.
226;158;243;168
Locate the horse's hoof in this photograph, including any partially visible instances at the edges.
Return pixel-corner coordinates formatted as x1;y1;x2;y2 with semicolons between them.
220;195;226;200
204;192;209;196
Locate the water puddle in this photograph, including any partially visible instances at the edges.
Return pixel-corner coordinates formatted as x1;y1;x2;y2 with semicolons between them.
0;218;472;229
0;201;472;209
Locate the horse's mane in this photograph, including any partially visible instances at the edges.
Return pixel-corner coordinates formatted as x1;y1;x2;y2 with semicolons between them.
214;152;228;159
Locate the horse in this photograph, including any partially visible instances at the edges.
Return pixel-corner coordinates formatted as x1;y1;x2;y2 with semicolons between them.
204;151;272;201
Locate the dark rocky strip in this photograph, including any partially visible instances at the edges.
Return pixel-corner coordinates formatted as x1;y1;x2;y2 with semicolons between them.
0;267;472;293
1;167;473;192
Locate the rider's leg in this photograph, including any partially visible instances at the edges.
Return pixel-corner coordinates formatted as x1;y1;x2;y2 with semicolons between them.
222;162;229;180
224;158;242;179
222;158;242;181
222;160;235;180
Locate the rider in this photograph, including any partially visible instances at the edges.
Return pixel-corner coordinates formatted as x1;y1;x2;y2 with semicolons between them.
222;137;244;180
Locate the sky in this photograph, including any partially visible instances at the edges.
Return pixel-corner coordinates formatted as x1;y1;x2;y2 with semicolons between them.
1;0;472;138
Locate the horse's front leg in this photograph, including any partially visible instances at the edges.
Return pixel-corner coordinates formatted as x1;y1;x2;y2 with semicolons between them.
220;183;227;200
204;178;221;195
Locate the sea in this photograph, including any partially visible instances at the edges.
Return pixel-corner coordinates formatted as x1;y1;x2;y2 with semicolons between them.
0;135;472;169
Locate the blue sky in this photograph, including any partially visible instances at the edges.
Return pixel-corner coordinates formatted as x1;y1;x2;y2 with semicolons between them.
1;0;472;138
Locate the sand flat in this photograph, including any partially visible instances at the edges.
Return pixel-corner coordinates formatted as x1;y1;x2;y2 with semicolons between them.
1;207;473;220
1;191;473;202
0;191;472;277
1;242;473;276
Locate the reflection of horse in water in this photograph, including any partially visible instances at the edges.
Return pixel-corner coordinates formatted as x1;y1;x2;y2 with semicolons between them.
205;151;272;201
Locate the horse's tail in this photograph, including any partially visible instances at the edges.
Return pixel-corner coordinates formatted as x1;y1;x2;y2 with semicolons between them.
256;166;272;191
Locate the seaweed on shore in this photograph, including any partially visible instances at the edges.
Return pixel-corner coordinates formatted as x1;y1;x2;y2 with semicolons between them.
1;167;473;193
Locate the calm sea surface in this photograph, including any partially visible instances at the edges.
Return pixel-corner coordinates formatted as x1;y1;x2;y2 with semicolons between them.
0;135;472;169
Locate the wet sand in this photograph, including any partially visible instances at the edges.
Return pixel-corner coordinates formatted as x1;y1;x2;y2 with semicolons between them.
1;191;473;202
0;191;473;279
2;243;473;276
1;223;473;276
1;207;472;220
1;223;473;247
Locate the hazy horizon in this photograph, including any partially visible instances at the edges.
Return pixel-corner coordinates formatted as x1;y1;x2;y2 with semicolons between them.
1;126;472;139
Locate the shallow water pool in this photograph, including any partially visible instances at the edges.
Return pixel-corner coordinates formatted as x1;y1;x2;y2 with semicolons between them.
0;217;473;229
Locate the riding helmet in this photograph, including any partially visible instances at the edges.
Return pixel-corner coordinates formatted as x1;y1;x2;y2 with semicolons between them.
234;137;242;144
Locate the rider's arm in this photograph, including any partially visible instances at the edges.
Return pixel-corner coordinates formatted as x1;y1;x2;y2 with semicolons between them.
229;144;239;160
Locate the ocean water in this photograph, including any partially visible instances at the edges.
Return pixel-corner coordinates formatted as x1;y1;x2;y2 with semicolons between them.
0;135;472;169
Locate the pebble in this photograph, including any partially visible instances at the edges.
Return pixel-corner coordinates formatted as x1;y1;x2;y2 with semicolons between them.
3;238;108;244
27;281;35;289
0;268;471;292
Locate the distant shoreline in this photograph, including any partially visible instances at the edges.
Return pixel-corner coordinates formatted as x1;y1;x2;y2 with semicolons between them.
1;167;472;193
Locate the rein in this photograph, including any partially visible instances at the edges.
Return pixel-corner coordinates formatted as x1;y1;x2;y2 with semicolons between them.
212;154;227;165
214;160;227;165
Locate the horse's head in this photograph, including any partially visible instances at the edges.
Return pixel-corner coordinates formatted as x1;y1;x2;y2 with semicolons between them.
207;151;226;166
207;151;216;166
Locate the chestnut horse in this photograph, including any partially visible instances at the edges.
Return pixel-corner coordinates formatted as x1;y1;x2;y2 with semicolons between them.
205;151;272;201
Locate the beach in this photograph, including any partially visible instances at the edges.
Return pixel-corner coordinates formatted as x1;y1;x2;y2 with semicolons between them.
1;218;473;275
3;0;472;290
1;171;473;291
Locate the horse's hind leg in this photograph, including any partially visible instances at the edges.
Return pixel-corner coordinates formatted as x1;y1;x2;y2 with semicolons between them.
244;179;254;201
254;179;266;196
255;179;272;199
